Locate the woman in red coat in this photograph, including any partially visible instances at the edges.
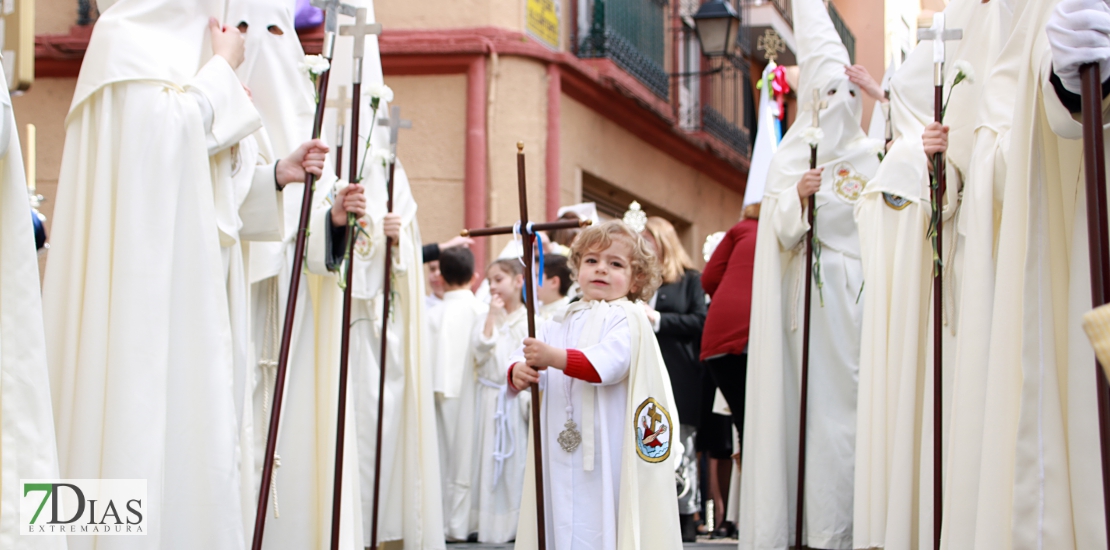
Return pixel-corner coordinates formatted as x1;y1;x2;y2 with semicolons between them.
702;203;760;440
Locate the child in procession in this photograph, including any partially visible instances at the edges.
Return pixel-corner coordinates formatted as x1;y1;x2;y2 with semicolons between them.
508;220;683;549
468;257;531;542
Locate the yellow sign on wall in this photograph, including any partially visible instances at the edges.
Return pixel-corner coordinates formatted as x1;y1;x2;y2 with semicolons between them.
526;0;560;50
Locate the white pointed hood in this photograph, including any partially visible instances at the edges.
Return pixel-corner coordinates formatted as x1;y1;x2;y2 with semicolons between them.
71;0;226;114
228;0;315;159
766;0;868;196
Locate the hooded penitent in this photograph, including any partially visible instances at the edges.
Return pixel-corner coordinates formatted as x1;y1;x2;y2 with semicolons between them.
737;0;880;546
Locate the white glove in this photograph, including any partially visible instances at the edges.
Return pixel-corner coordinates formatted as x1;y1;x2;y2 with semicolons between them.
1047;0;1110;93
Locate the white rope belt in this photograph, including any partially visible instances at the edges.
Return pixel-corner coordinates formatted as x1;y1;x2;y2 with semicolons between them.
478;377;515;486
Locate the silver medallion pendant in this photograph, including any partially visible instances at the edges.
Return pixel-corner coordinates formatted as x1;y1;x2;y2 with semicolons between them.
558;419;582;453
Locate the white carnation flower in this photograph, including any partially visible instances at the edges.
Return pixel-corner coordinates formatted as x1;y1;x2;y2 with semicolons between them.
802;127;824;147
951;60;975;85
702;231;726;262
370;148;393;167
300;54;330;76
365;83;394;104
867;138;886;156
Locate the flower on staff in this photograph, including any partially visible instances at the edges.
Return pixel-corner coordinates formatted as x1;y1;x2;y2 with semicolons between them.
366;83;394;109
301;54;330;76
370;148;392;168
950;60;975;87
802;127;824;148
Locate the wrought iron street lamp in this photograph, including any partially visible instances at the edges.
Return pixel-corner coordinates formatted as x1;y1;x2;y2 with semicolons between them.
693;0;741;59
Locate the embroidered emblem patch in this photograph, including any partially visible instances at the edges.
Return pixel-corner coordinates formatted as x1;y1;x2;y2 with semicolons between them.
634;398;673;463
883;193;911;210
832;163;866;203
354;218;372;258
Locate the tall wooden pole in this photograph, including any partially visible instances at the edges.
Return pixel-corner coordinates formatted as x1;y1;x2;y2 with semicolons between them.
931;76;945;550
516;142;548;550
1081;62;1110;550
795;143;817;550
329;54;363;550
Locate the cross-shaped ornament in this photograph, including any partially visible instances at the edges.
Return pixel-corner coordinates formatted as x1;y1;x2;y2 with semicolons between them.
917;13;962;86
327;85;352;151
339;8;382;84
808;88;828;129
757;29;786;64
378;105;413;160
311;0;357;58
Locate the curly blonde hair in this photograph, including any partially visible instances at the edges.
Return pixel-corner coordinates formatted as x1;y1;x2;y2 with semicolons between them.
569;220;662;302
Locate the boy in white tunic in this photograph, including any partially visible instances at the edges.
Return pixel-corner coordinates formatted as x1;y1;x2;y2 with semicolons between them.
468;258;530;542
428;247;487;540
510;221;682;550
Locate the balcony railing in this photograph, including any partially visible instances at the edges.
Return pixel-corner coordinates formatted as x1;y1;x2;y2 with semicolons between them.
676;55;753;157
579;0;671;99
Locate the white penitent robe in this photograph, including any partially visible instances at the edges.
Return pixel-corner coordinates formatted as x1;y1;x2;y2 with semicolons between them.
512;299;683;550
852;1;996;547
42;2;262;547
307;162;442;549
428;289;487;540
311;4;443;547
214;131;284;543
0;67;65;549
226;1;362;547
738;0;878;547
958;0;1110;547
468;306;530;543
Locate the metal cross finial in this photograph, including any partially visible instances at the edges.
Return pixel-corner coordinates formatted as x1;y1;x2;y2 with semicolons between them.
757;29;786;64
808;89;828;128
917;13;963;85
328;85;352;147
340;8;383;61
377;105;412;158
311;0;357;57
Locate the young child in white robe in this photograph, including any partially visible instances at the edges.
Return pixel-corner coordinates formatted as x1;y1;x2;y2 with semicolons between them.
428;247;488;540
509;221;683;550
469;257;531;542
537;254;573;321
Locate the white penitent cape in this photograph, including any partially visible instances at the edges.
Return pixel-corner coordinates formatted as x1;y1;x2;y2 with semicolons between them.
940;1;1019;546
428;289;487;541
957;0;1110;547
42;1;261;548
467;306;530;543
309;4;444;545
737;0;878;547
513;299;682;550
0;66;65;549
851;0;996;547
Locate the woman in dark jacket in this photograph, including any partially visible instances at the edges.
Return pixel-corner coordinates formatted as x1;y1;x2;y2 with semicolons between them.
641;217;707;542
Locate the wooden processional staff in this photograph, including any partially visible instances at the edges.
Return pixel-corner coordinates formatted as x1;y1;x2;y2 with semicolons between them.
794;88;826;550
253;1;354;548
330;7;382;550
1080;61;1110;549
461;143;591;550
917;15;961;548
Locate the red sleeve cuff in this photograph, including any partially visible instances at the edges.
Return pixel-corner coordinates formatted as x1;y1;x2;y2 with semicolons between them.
507;363;521;391
564;349;602;384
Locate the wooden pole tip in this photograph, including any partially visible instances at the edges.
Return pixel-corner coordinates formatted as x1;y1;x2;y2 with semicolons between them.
460;229;470;237
581;219;593;227
517;141;525;152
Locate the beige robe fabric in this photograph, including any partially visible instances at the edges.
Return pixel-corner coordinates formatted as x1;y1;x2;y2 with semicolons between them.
0;66;66;549
961;0;1110;547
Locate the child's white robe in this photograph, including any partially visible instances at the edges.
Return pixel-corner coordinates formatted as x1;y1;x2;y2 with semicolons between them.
468;306;530;542
511;299;683;550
